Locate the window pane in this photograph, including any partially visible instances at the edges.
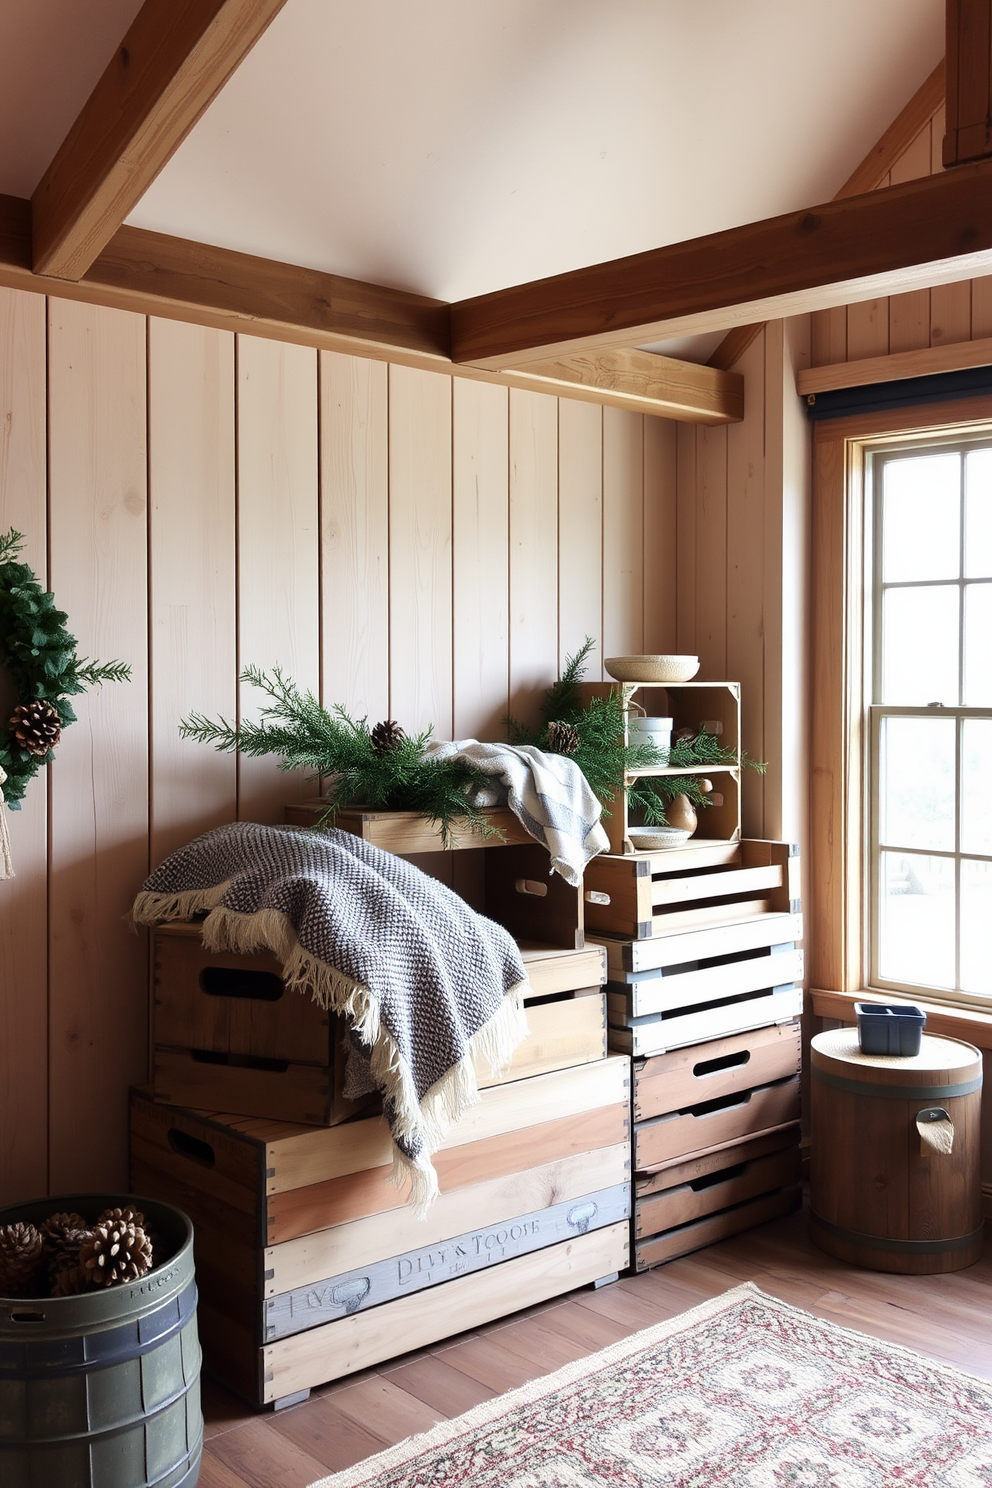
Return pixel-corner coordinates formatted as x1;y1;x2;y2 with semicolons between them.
879;715;955;852
878;851;955;989
962;719;992;855
961;859;992;996
881;586;959;705
965;448;992;578
964;583;992;705
882;453;960;582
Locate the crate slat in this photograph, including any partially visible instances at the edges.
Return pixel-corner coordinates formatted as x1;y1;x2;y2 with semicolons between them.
265;1182;631;1339
633;1022;802;1121
591;911;804;977
634;1146;801;1238
608;946;804;1022
609;985;803;1057
633;1187;801;1269
633;1076;801;1171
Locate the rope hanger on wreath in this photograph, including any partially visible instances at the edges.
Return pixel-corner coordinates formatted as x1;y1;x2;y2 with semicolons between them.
0;529;131;879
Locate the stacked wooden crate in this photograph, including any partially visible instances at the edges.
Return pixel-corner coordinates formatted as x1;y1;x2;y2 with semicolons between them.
583;837;804;1270
131;813;629;1407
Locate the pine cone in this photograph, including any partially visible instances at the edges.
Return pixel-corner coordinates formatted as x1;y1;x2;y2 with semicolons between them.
96;1205;146;1231
370;720;406;756
9;700;62;759
0;1222;46;1297
40;1213;92;1286
51;1264;92;1298
547;720;580;757
80;1218;154;1288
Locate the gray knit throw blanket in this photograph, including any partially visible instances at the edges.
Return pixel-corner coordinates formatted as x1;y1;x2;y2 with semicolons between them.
132;822;530;1213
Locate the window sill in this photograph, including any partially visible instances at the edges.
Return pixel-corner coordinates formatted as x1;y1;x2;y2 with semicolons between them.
811;988;992;1052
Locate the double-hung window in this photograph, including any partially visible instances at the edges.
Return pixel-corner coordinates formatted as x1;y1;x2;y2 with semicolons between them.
868;439;992;1006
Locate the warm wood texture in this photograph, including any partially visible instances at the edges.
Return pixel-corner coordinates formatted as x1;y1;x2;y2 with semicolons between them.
633;1076;801;1171
196;1200;992;1482
504;350;743;424
708;61;946;371
633;1022;802;1121
148;318;237;864
799;332;992;394
46;299;150;1191
810;1029;984;1273
31;0;289;279
450;159;992;366
0;287;48;1205
812;988;992;1052
634;1186;802;1269
944;1;992;166
237;335;319;822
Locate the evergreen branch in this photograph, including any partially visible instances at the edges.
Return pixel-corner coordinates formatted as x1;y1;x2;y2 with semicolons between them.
75;658;132;686
0;528;25;564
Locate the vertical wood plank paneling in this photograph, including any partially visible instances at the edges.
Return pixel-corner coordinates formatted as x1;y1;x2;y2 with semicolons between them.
675;425;698;654
148;319;236;865
237;336;320;822
888;289;932;353
693;425;728;681
0;288;48;1204
452;378;509;740
930;281;972;346
320;352;389;723
557;399;603;674
642;417;678;652
726;330;767;836
971;276;992;336
846;299;889;361
602;408;644;663
389;364;453;736
47;298;148;1192
508;389;558;728
809;308;847;366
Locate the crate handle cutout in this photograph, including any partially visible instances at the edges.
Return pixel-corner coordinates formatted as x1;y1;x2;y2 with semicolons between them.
168;1127;216;1168
687;1088;752;1119
693;1048;751;1078
9;1309;45;1323
515;879;548;897
190;1049;290;1074
690;1160;747;1192
199;966;284;1001
585;890;611;905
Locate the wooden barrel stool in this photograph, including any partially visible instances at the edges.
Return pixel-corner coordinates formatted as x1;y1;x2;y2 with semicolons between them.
810;1027;983;1274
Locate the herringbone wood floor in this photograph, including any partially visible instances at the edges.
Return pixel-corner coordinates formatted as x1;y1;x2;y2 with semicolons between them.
198;1198;992;1487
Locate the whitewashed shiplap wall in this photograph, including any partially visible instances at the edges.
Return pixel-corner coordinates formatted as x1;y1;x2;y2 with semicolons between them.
0;288;677;1205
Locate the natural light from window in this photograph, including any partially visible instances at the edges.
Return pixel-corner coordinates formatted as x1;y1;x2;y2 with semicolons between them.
870;442;992;1004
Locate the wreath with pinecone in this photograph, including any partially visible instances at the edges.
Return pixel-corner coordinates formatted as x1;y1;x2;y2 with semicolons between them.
0;529;131;874
0;1206;155;1298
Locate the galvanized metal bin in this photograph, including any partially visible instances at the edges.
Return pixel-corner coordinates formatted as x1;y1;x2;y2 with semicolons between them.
0;1193;201;1488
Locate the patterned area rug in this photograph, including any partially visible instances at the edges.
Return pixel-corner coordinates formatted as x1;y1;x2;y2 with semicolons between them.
312;1282;992;1487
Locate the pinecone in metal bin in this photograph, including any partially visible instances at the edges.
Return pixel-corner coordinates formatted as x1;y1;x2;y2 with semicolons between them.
546;719;581;757
370;719;406;756
0;1222;45;1297
51;1263;92;1297
41;1212;93;1288
9;700;62;758
80;1215;154;1288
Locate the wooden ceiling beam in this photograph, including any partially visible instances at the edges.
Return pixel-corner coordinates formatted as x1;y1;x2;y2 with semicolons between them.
31;0;289;281
3;196;734;419
448;152;992;368
708;59;946;371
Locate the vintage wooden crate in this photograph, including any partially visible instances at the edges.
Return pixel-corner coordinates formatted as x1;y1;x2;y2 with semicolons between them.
584;840;801;941
632;1125;801;1268
152;925;607;1123
628;1020;802;1175
130;1055;630;1405
595;908;803;1056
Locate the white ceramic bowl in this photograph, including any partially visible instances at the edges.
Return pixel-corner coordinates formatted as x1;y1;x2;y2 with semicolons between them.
628;826;693;850
605;655;700;683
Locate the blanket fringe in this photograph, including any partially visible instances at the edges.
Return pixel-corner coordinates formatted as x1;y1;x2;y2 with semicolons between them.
141;900;529;1217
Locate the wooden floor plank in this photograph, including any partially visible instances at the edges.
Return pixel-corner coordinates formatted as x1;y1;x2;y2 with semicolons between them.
200;1196;992;1487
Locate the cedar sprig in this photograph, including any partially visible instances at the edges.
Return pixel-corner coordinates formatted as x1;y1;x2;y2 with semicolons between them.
180;667;503;847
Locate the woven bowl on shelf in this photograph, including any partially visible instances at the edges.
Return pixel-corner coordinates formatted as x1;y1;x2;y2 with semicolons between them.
628;826;693;850
605;655;700;683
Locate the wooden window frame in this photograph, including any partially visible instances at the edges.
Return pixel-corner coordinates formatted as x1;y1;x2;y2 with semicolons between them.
810;393;992;1002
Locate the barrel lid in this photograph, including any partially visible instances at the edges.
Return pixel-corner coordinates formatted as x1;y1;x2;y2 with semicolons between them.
812;1027;982;1081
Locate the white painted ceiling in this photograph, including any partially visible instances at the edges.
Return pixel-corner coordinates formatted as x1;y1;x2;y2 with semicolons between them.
1;0;945;331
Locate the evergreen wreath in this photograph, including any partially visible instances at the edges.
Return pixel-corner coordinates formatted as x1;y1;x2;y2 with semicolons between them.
179;666;505;847
0;530;131;808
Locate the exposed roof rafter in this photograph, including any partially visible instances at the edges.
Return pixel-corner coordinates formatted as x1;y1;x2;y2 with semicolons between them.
31;0;289;280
